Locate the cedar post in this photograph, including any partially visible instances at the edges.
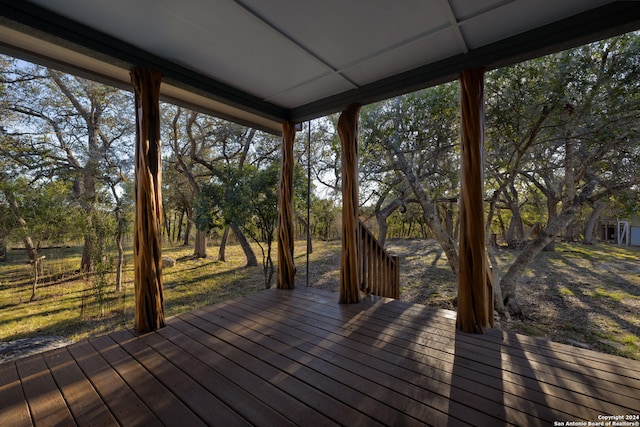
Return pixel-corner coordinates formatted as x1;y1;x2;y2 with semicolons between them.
131;67;165;333
277;121;296;289
457;68;493;333
338;104;361;303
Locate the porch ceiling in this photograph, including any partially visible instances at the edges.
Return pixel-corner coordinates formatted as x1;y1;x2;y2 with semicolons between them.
0;1;639;134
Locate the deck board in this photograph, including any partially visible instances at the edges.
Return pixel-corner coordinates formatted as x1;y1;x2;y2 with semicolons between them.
137;325;297;427
109;329;250;427
0;358;32;427
14;354;75;426
93;333;213;427
1;287;639;426
42;348;118;426
217;295;507;426
233;290;556;425
66;340;161;426
283;288;640;415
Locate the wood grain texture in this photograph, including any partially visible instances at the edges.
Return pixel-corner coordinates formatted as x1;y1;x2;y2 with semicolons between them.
358;220;400;298
338;104;361;304
131;67;165;333
457;68;493;333
277;121;296;289
2;288;640;426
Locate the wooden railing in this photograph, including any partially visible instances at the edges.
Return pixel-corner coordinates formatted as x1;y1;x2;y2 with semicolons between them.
358;220;400;299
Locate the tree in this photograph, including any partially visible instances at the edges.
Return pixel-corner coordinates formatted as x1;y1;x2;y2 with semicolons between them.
0;175;82;300
1;59;134;272
485;34;640;312
109;178;133;292
309;196;339;240
163;107;206;256
243;163;280;288
360;83;461;273
162;106;277;265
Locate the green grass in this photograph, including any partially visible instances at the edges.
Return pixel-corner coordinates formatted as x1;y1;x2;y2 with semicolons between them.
586;286;628;302
1;239;639;361
513;242;640;359
558;286;574;296
512;322;550;337
0;240;300;343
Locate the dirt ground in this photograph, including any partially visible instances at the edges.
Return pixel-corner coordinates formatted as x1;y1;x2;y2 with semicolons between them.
2;239;637;362
301;239;640;360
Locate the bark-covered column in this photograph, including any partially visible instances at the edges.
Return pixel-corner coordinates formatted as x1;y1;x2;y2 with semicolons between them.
277;121;296;289
338;104;361;304
457;68;493;333
130;67;165;333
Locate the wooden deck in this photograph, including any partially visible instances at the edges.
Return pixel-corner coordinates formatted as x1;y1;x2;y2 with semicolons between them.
1;287;639;426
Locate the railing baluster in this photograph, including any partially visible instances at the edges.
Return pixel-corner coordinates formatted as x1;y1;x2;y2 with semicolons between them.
357;220;399;299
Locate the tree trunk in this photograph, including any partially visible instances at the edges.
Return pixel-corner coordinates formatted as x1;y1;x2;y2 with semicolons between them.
543;196;559;251
177;210;185;242
497;212;507;240
412;195;458;274
218;226;230;261
265;236;275;289
443;206;454;241
504;184;524;245
231;224;258;267
501;203;581;311
183;219;192;246
80;229;94;273
374;198;402;248
505;201;524;244
30;257;41;302
115;224;124;292
295;212;313;254
376;212;390;247
564;221;576;242
194;229;207;258
486;247;506;314
163;210;170;241
4;187;38;263
584;202;603;244
453;214;460;241
49;71;99;274
427;205;459;274
380;116;460;274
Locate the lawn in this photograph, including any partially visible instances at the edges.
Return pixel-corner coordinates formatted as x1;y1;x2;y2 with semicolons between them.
0;239;638;360
0;241;271;343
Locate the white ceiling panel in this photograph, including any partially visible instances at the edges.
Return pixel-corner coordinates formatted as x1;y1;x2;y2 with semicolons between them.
266;72;358;108
239;0;451;69
28;0;330;100
459;0;615;49
448;0;513;21
0;0;636;131
342;27;462;86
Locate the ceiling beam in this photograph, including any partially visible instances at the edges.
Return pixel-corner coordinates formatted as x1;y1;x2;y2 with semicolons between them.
443;0;469;54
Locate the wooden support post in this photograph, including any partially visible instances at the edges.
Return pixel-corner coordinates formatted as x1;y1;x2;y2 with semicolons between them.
338;104;361;304
457;68;493;333
130;67;165;333
277;121;296;289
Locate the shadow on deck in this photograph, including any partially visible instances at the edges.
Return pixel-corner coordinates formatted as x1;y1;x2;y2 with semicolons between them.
1;287;639;426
